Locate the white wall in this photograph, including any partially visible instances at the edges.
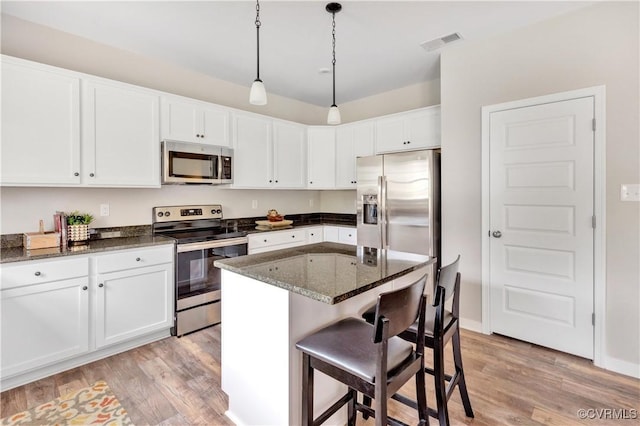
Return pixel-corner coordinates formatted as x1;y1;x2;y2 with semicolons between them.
0;186;321;234
0;14;326;125
440;1;639;370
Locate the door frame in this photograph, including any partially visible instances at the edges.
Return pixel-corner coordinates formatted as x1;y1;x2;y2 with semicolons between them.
481;86;606;367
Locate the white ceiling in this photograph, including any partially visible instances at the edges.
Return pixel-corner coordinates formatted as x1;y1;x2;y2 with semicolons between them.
1;1;595;106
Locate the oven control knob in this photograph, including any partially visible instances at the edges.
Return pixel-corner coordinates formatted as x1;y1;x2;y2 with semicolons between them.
216;209;222;214
165;211;171;217
157;212;164;217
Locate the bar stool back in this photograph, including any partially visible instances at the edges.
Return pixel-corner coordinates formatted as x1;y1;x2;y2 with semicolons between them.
295;274;429;426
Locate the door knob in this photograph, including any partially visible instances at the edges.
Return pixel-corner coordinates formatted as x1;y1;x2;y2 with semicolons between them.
492;230;502;238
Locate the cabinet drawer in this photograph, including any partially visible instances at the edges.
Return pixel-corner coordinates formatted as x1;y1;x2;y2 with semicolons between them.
249;229;307;250
1;257;89;289
338;228;357;245
96;245;173;273
306;227;323;244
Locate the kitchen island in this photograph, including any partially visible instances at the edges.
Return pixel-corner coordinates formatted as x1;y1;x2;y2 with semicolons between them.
215;242;435;426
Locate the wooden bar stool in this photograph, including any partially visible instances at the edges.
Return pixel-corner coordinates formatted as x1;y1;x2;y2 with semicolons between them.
295;275;429;426
363;256;474;426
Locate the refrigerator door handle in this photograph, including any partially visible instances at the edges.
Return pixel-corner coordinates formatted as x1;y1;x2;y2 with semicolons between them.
380;175;388;249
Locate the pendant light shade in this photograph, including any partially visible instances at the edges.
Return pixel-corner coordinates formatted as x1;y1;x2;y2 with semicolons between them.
250;79;267;105
327;105;341;125
326;2;342;125
250;0;267;105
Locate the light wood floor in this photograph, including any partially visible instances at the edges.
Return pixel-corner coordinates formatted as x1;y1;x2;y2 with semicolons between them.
1;327;638;425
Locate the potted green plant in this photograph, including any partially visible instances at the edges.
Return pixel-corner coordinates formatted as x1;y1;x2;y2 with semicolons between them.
66;211;94;244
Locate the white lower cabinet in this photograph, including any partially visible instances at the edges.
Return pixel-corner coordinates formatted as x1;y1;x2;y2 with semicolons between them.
94;247;173;348
324;226;357;245
0;244;174;390
0;257;90;378
249;226;357;254
248;229;307;254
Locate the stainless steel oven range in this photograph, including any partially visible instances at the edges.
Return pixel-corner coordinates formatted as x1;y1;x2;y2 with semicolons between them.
152;204;247;336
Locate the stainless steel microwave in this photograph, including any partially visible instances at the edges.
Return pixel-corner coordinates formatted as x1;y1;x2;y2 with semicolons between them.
162;140;233;185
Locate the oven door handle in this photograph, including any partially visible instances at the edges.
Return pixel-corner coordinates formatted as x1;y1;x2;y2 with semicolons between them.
176;236;248;253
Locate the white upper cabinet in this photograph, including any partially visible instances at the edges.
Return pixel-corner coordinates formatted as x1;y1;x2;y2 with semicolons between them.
272;120;306;188
161;96;230;146
232;113;272;188
83;80;160;187
1;57;81;186
233;114;306;189
307;127;336;189
336;121;375;189
374;105;441;153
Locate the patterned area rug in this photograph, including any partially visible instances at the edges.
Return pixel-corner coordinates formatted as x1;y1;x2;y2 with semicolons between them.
1;381;133;426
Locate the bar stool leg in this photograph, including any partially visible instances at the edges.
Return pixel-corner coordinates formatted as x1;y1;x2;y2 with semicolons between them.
452;329;474;418
433;339;449;426
302;353;314;426
416;364;430;425
347;388;357;426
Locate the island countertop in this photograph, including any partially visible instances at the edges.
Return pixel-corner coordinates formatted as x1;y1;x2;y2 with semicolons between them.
214;242;435;304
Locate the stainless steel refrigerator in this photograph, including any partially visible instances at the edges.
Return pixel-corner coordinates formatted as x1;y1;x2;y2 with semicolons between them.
356;149;441;283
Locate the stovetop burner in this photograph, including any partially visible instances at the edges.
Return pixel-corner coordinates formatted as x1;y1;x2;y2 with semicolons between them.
152;204;247;243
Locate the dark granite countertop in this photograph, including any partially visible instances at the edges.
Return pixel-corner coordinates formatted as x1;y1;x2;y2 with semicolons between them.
215;242;435;304
1;235;175;264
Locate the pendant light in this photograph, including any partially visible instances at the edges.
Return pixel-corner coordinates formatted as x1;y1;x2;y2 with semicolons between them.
249;0;267;105
326;2;342;125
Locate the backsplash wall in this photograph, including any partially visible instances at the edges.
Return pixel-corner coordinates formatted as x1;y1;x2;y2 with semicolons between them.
0;186;348;234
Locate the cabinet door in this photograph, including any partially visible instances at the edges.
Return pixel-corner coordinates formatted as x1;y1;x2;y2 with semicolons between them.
1;277;89;377
404;106;440;149
161;98;200;143
1;59;81;185
95;263;173;348
201;105;230;147
375;114;405;153
307;127;336;188
323;226;340;243
336;122;374;188
83;80;160;187
273;121;306;188
232;114;272;188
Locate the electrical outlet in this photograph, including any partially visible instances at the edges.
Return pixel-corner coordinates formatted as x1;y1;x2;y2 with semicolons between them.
100;203;110;216
309;198;314;207
252;200;258;209
621;184;640;201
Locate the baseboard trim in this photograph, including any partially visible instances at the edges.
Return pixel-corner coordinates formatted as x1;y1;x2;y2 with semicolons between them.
603;355;640;379
0;329;171;392
225;410;245;426
460;318;483;333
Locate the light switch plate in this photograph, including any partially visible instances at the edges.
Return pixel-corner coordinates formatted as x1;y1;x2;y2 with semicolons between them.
620;184;640;201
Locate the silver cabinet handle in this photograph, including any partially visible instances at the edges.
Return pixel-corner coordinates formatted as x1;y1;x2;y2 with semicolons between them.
82;286;88;291
492;230;502;238
34;271;41;276
136;257;141;261
98;283;104;288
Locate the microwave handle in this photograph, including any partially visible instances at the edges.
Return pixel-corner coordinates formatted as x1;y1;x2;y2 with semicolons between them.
217;155;222;180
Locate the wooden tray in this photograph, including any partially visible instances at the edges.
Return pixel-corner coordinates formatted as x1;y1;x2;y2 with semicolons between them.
255;219;293;228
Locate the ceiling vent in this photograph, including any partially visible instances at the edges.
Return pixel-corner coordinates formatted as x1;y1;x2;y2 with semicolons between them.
420;32;463;52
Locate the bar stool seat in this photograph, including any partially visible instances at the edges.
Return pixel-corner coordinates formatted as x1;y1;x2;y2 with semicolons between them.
296;317;415;382
295;275;430;426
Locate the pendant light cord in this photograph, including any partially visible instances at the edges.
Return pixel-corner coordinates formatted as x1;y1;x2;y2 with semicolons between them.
331;11;337;107
255;0;261;80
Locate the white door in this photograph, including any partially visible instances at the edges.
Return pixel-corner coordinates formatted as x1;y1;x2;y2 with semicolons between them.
489;96;595;359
